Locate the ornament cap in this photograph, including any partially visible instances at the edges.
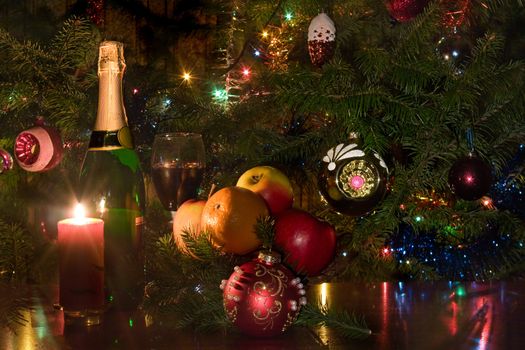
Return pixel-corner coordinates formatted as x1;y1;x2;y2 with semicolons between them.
258;250;281;265
34;116;46;126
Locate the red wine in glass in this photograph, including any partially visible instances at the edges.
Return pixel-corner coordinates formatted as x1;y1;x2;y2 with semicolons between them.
151;133;206;212
151;162;204;211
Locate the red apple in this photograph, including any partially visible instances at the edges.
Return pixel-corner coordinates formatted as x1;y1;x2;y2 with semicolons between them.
172;199;206;256
236;165;294;215
274;208;336;276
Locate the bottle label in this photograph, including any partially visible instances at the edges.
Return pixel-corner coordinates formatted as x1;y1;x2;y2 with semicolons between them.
88;126;133;150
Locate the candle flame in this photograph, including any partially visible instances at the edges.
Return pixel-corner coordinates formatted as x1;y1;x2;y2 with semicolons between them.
74;203;86;219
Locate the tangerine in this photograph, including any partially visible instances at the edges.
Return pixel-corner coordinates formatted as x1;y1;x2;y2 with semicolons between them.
201;186;269;255
172;199;206;257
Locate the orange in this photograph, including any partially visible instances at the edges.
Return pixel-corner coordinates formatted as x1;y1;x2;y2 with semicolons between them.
172;199;206;257
201;186;269;255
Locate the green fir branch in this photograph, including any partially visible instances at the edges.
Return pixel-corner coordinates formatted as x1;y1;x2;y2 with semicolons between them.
296;303;372;340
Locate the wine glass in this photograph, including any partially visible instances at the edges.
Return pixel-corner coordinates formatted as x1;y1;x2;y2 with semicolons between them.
151;133;205;214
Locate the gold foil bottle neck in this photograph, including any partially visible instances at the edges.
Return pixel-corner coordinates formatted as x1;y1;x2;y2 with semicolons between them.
98;41;126;73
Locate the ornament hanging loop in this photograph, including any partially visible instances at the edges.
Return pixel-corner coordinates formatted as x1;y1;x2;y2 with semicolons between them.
466;128;475;154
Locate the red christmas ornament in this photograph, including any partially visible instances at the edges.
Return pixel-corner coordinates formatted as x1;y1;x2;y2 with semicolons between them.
0;148;14;174
87;0;105;26
448;153;492;201
221;251;306;337
386;0;431;23
14;117;64;172
274;208;336;276
441;0;470;29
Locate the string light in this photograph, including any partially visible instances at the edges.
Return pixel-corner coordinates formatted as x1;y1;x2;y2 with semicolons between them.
254;49;261;57
284;12;293;21
262;31;269;38
213;88;228;102
182;72;192;82
132;88;139;95
480;196;495;209
241;67;251;78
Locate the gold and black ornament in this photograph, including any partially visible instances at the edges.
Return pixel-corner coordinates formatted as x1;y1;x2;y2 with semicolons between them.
318;141;390;216
308;13;336;68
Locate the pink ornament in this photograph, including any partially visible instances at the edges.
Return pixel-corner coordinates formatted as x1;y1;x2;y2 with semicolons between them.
221;251;306;337
14;117;64;172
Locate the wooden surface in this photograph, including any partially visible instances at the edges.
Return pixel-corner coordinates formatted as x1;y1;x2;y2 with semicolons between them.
1;281;524;349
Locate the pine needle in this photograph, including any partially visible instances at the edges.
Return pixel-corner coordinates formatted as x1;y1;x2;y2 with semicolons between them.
296;302;372;340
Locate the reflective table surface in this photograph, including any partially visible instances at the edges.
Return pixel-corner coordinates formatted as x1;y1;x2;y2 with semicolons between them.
1;281;524;349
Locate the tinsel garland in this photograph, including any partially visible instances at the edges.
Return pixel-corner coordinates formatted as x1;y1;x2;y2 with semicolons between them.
490;145;525;219
389;223;524;280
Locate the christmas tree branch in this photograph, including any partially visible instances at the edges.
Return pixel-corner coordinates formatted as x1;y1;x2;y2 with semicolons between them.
296;302;372;339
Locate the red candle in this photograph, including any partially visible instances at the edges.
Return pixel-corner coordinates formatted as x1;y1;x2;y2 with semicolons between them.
58;204;104;320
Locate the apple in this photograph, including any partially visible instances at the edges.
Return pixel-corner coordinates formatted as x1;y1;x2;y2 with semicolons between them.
236;165;294;215
274;208;336;276
172;199;206;256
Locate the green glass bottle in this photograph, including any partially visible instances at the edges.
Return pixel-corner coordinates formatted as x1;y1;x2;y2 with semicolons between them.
79;41;145;311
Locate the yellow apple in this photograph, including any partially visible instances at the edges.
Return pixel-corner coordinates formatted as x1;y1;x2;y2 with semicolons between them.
236;165;293;215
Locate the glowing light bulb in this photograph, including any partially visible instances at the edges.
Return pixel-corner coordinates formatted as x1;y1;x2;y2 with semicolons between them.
182;72;191;81
242;67;251;77
254;50;261;57
285;12;293;21
262;31;269;38
132;88;139;95
213;88;228;101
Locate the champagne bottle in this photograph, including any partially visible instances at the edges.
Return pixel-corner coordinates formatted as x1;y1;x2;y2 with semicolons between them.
79;41;145;310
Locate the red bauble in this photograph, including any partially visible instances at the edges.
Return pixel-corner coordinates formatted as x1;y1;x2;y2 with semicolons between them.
14;117;64;172
0;148;14;174
441;0;470;29
87;0;105;26
386;0;431;22
221;251;306;337
448;153;492;201
274;208;336;276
